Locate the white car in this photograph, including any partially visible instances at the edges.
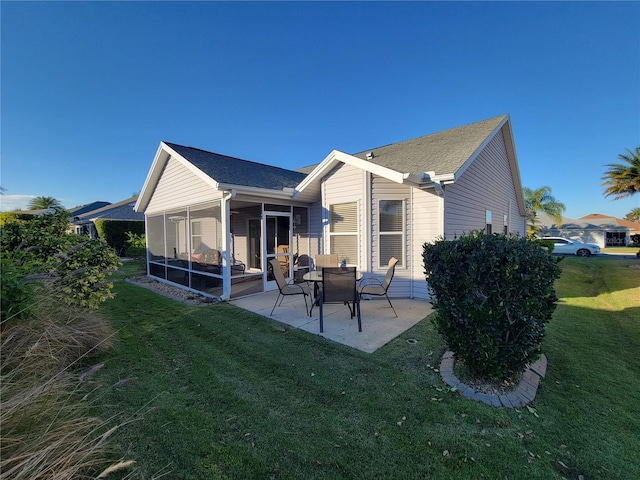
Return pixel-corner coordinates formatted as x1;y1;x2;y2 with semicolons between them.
541;237;600;257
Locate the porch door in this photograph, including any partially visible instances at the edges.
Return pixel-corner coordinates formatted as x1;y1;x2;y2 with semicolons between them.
264;213;292;290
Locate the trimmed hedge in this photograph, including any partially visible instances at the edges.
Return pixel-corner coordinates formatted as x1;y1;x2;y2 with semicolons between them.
94;220;144;256
423;232;562;378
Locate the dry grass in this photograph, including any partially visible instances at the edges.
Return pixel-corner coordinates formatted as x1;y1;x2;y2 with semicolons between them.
0;294;133;480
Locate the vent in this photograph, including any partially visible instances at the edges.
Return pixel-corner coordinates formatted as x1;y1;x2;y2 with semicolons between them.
366;151;374;160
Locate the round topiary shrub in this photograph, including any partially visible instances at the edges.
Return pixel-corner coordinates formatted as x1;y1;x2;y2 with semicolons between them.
423;231;562;379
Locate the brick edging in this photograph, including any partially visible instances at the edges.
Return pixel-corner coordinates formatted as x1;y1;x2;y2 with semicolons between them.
439;350;547;408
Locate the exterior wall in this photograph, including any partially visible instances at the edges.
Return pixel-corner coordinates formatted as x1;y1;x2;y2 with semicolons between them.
444;129;526;237
410;187;443;299
146;156;222;213
321;163;366;267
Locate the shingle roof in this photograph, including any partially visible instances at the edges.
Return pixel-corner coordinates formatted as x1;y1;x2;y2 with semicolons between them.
165;142;307;190
76;196;144;222
351;115;508;176
68;201;111;216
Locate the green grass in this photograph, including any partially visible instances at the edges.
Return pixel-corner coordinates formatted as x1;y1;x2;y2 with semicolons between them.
93;256;640;479
601;246;639;255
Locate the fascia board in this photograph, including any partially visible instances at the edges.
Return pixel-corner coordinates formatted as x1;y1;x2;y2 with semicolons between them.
453;115;510;182
295;150;406;195
135;142;166;212
135;142;220;213
501;120;527;216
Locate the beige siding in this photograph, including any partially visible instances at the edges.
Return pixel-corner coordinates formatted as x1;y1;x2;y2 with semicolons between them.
370;176;411;297
444;129;525;237
410;188;443;299
322;163;366;267
146;156;221;214
366;176;442;299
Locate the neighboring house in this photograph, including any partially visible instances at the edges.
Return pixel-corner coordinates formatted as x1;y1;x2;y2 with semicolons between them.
538;213;640;247
68;201;111;218
135;114;526;300
71;196;144;238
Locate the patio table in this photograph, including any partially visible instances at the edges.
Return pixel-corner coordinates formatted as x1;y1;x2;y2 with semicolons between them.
303;269;363;316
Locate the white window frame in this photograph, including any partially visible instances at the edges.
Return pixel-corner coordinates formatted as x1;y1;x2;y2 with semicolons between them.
328;202;359;266
377;199;405;268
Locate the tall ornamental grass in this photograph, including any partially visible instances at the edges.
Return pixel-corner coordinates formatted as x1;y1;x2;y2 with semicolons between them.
0;295;132;480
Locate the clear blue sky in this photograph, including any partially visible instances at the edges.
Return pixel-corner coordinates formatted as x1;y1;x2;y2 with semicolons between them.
2;1;639;219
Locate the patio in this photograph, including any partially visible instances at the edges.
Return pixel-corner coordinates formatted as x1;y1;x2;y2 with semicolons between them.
229;291;433;353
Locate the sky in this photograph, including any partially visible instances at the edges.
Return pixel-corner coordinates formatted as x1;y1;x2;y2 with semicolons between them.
1;1;639;219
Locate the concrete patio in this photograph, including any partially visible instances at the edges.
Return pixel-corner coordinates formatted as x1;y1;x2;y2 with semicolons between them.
229;290;433;353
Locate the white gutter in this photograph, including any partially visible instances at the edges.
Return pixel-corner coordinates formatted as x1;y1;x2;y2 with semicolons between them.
216;183;296;199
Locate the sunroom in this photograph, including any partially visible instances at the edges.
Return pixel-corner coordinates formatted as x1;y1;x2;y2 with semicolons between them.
134;142;318;300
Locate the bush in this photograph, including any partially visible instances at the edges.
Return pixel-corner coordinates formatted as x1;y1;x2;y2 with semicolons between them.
423;231;562;378
124;231;146;258
532;238;556;254
0;210;121;311
94;220;145;256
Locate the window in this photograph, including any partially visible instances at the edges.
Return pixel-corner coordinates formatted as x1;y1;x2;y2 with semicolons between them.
485;210;493;234
378;200;404;267
329;202;358;264
191;221;202;252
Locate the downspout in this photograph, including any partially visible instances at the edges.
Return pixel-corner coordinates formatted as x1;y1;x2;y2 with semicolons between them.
219;189;236;301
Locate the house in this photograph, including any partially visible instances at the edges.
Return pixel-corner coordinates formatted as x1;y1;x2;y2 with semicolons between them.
134;114;526;300
70;196;144;239
538;213;640;247
68;201;111;218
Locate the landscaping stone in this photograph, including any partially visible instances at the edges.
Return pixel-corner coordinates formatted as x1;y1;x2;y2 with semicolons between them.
439;350;546;409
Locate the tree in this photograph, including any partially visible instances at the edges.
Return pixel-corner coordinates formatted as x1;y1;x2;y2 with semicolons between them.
625;208;640;223
601;146;640;200
523;186;566;236
27;195;63;210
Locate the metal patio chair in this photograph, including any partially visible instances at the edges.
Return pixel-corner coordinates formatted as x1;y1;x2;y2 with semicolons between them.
269;258;311;316
358;257;398;317
319;267;362;333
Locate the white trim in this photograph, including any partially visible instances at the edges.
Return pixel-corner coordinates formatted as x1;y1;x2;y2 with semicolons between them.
295;150;406;196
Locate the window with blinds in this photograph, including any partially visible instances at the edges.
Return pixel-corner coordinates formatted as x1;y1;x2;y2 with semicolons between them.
329;202;358;265
378;200;404;267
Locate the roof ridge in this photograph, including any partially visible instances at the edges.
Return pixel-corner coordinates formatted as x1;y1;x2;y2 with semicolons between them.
163;141;301;174
352;114;508;156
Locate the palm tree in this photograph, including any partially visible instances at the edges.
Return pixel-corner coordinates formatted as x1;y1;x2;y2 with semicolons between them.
625;208;640;223
27;196;63;210
601;146;640;200
523;186;566;236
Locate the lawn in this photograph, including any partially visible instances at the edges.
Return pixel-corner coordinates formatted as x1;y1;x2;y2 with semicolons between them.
94;257;640;479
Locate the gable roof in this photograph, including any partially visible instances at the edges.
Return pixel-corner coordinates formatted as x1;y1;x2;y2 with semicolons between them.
75;196;143;222
538;213;631;231
579;214;640;231
68;201;111;216
295;114;524;213
164;143;307;190
351;115;509;178
136;142;309;211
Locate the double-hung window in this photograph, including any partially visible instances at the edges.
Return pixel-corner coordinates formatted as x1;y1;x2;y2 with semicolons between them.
378;200;404;267
329;202;358;265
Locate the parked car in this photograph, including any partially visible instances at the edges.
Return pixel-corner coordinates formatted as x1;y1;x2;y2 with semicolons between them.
541;237;601;257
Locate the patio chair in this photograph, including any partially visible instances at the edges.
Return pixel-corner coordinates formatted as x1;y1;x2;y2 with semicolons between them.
358;257;398;317
314;254;338;270
319;267;361;333
269;258;311;317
